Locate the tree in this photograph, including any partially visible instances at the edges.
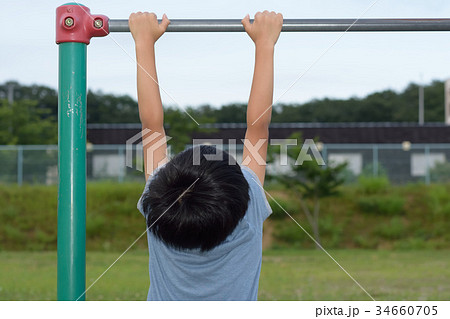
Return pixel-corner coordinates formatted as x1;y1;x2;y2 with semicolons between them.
189;103;247;123
87;89;140;123
269;133;347;249
0;99;57;145
1;79;447;125
164;107;216;154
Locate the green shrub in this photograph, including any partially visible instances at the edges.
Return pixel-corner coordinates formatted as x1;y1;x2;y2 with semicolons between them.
1;182;449;251
393;238;428;250
272;215;345;248
413;227;434;240
33;229;57;250
357;195;405;215
273;221;310;248
268;197;299;220
353;235;379;249
319;215;343;248
0;182;146;251
86;214;107;238
375;217;406;240
357;175;390;194
430;161;450;183
339;168;357;184
35;229;56;244
361;163;388;178
430;222;448;238
3;224;23;242
426;185;450;216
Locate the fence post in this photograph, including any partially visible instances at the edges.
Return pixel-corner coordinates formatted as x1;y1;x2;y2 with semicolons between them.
425;145;431;184
17;145;23;186
118;146;125;183
372;144;379;177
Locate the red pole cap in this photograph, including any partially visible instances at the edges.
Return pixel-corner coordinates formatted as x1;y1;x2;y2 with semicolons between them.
56;4;109;44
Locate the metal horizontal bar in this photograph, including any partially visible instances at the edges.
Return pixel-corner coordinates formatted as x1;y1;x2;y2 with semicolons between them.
109;18;450;33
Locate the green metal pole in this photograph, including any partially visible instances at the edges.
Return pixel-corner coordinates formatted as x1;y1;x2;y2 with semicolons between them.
57;42;87;301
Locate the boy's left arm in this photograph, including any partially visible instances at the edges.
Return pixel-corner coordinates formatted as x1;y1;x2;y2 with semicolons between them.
241;11;283;185
129;12;170;181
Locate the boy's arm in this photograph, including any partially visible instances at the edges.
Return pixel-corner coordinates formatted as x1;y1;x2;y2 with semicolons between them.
241;11;283;185
129;12;170;181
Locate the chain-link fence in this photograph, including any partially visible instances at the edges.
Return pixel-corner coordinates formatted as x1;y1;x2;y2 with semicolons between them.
1;143;450;185
322;144;450;184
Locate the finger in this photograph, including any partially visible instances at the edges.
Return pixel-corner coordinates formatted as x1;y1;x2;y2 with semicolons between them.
278;13;283;24
241;14;251;30
148;12;157;22
160;13;171;30
128;13;134;27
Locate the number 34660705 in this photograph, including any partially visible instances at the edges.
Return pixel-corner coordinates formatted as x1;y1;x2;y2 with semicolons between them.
375;305;438;316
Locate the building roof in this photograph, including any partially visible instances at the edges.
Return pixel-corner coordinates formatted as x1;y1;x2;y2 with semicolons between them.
86;122;450;145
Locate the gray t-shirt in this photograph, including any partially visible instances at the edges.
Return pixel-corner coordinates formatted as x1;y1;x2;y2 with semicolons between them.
137;165;272;300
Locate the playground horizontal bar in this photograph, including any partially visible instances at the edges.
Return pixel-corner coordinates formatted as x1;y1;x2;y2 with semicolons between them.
109;18;450;32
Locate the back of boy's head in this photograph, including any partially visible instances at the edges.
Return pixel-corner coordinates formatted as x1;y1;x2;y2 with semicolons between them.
142;145;250;252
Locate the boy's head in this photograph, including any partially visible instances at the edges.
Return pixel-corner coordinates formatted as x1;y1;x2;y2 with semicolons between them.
142;145;250;252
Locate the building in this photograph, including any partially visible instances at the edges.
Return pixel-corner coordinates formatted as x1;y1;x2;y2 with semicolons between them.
87;122;450;145
86;122;450;184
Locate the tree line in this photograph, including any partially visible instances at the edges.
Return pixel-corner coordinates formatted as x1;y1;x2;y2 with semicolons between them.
0;80;445;144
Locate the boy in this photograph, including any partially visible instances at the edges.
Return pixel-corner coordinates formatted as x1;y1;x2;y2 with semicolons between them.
129;11;283;300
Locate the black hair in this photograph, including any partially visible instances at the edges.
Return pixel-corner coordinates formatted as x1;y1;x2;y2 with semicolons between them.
142;145;250;252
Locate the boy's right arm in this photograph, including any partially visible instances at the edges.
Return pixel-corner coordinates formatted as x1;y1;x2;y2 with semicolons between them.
241;11;283;185
129;12;170;181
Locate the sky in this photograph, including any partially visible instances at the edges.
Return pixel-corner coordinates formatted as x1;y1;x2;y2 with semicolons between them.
2;0;450;109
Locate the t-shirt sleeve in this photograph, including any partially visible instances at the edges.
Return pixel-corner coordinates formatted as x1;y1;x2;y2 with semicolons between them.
137;177;151;218
240;165;272;231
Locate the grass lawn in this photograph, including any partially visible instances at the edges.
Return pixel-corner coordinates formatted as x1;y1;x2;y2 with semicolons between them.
0;249;448;301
